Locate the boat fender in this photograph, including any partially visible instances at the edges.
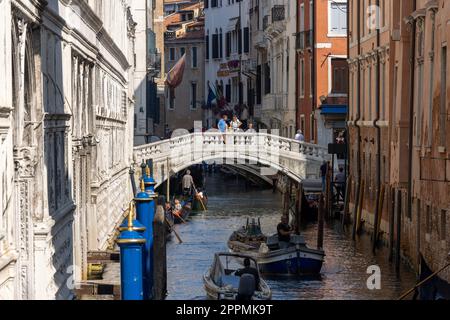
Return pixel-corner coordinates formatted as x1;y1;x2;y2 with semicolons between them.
259;243;269;253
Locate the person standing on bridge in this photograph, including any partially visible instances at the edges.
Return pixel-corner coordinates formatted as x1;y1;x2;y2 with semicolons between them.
218;114;228;144
230;115;242;132
182;170;195;196
295;130;305;142
246;123;256;133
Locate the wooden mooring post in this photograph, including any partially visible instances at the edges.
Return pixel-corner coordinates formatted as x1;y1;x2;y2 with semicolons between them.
153;206;167;300
295;182;303;233
317;194;325;250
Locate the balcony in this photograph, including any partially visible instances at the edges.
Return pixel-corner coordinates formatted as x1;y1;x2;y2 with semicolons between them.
296;30;313;51
164;31;176;40
271;5;285;23
262;93;287;112
147;52;161;77
242;59;257;74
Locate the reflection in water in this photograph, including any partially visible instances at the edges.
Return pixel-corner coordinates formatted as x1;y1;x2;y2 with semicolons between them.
166;172;416;300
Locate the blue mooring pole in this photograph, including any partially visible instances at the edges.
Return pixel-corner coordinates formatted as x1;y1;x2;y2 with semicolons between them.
135;178;157;299
144;162;157;195
117;202;146;300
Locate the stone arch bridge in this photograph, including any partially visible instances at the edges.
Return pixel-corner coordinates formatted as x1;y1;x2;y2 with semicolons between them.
133;132;329;187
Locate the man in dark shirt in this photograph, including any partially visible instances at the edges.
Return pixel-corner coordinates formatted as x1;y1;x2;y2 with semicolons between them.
235;258;260;289
277;216;293;249
320;161;328;192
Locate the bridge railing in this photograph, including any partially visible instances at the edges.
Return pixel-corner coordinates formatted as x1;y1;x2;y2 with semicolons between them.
134;132;328;161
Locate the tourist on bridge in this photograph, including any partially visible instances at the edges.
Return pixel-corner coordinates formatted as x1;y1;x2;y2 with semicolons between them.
218;114;228;144
218;114;228;133
246;123;256;133
277;216;294;249
182;170;195;196
295;130;305;142
230;115;242;132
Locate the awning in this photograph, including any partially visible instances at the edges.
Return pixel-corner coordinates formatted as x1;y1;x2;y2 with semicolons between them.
320;104;348;115
227;17;239;31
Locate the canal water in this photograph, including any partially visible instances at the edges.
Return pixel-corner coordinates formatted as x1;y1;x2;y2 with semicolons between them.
165;171;417;300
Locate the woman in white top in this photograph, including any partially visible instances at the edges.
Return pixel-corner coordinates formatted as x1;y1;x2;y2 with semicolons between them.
230;115;242;132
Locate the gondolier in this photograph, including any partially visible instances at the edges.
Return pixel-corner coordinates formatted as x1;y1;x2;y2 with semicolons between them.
182;170;195;196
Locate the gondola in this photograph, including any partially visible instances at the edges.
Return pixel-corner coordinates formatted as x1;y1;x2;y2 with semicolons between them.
203;252;272;300
172;201;192;224
192;191;208;211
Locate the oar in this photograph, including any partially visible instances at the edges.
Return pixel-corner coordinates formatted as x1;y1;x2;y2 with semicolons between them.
165;217;183;244
192;185;207;211
173;210;187;224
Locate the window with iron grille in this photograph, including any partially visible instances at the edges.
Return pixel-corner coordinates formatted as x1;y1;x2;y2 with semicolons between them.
272;5;285;22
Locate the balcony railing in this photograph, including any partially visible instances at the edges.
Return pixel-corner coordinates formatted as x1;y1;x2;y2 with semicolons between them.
296;30;313;50
164;31;176;40
148;52;161;76
271;5;285;23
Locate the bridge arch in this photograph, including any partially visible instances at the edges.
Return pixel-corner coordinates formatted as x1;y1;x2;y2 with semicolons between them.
133;132;329;188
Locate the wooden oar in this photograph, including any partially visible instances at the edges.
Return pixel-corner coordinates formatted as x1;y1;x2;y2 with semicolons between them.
173;210;187;224
192;185;207;211
398;262;450;300
165;217;183;244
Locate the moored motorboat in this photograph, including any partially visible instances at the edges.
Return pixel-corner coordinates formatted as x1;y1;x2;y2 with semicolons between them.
203;252;272;300
256;234;325;275
227;218;267;253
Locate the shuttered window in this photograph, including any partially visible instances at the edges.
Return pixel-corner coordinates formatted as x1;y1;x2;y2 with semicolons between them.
226;32;231;57
219;31;223;58
205;35;209;59
212;34;219;59
329;2;347;36
243;27;250;53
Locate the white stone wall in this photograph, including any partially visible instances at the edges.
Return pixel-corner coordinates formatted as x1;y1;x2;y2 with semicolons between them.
0;0;137;300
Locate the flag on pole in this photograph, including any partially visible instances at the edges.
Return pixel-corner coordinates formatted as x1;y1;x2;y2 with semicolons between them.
207;84;217;108
166;54;186;88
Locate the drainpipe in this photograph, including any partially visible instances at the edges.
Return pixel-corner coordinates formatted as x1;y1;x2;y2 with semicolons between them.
352;0;362;240
372;0;382;253
345;0;350;201
405;0;417;268
312;0;317;131
295;0;299;131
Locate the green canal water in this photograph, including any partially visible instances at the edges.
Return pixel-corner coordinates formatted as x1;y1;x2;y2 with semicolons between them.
165;171;417;300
